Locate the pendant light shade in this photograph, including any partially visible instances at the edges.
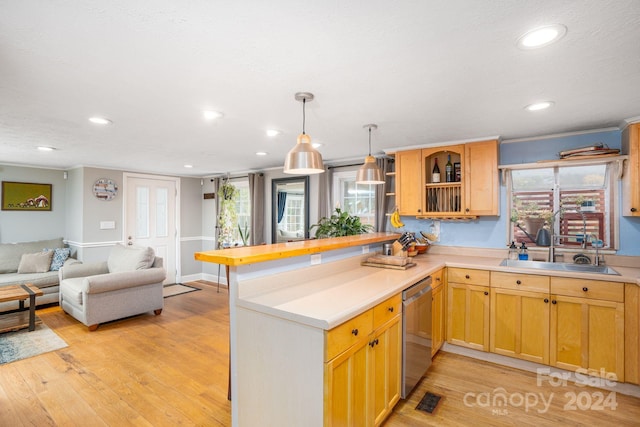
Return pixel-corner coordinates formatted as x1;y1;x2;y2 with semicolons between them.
284;92;325;175
356;124;385;184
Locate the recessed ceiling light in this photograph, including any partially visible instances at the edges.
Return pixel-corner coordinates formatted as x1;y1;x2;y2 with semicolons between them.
89;117;112;125
37;146;56;151
256;151;268;156
203;110;224;120
266;129;281;137
184;164;193;168
517;24;567;49
525;101;555;111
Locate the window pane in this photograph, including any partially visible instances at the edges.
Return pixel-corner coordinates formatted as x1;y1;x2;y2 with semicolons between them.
333;172;376;229
559;165;606;189
136;187;149;238
512;168;554;191
234;184;251;244
156;188;168;237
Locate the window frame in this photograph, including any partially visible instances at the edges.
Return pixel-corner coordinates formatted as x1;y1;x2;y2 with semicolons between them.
504;158;622;251
331;170;378;230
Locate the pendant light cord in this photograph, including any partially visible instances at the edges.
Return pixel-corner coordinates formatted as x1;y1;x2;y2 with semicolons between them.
302;98;306;135
368;126;372;155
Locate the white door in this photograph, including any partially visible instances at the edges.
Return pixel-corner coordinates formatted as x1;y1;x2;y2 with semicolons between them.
124;174;178;284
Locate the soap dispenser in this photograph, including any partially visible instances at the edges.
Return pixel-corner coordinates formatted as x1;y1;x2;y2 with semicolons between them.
508;241;518;260
518;242;529;261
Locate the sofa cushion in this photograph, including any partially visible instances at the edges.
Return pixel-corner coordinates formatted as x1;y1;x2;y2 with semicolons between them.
0;237;64;273
45;247;71;271
60;277;84;306
17;251;54;274
0;271;61;289
108;244;155;273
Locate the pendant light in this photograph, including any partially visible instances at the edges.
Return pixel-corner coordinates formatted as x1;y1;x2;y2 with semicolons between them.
356;124;384;184
283;92;325;175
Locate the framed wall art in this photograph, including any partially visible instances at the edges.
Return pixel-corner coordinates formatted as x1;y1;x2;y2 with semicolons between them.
1;181;52;211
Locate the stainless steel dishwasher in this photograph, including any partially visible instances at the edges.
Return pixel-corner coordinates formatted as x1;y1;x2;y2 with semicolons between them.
401;276;433;398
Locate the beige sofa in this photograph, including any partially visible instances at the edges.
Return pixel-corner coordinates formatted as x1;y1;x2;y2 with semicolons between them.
0;237;80;311
59;244;166;331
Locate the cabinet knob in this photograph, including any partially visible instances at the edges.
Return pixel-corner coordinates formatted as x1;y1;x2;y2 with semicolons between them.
631;207;637;212
351;329;358;336
465;208;470;212
418;209;422;213
369;338;379;348
552;300;557;304
544;298;549;303
436;277;441;282
484;291;489;296
582;287;588;292
388;307;394;313
465;274;470;279
516;280;521;285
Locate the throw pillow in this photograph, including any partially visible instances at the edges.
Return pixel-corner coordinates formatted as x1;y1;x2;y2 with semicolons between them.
44;247;71;271
108;244;155;273
17;251;54;274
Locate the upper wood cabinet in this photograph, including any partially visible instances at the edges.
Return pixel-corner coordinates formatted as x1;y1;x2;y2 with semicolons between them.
622;123;640;216
394;139;499;218
396;149;424;215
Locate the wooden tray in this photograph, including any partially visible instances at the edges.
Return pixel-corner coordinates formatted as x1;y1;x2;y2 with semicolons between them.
361;261;417;270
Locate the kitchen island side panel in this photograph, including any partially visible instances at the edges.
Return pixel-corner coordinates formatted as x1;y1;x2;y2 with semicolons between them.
237;306;325;427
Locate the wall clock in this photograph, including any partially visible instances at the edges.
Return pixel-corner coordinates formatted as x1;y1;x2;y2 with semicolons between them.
93;178;118;201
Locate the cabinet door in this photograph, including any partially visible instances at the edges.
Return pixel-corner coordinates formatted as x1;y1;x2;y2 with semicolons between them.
550;295;625;381
325;341;368;427
447;283;490;351
490;288;550;364
432;283;444;356
464;140;499;216
396;149;423;216
622;123;640;216
371;317;401;426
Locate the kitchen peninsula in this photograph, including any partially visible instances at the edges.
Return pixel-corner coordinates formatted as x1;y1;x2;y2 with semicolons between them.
195;234;640;427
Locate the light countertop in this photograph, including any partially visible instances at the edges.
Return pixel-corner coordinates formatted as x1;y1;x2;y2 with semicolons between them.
237;253;640;331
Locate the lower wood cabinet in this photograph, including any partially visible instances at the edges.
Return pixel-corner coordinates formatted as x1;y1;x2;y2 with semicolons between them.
490;288;550;364
431;269;445;356
447;281;490;351
324;294;402;427
550;277;625;381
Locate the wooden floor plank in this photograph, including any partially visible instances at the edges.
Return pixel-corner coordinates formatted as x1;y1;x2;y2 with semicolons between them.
1;280;638;426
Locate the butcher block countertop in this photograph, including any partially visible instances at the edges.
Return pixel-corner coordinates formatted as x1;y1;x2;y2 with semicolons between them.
194;232;399;266
236;252;640;331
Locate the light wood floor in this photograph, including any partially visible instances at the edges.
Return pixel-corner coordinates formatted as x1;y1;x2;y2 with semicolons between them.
1;280;639;426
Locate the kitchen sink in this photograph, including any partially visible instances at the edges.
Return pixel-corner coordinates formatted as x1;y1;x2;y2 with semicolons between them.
499;259;620;276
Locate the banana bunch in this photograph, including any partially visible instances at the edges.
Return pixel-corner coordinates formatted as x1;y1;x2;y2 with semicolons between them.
390;208;405;228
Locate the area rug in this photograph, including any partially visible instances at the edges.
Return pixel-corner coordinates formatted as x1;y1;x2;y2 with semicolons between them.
0;323;68;365
163;283;201;298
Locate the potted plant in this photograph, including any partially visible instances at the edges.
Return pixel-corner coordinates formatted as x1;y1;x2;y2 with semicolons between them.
310;208;373;238
217;181;238;247
510;200;554;240
575;195;595;212
238;223;250;246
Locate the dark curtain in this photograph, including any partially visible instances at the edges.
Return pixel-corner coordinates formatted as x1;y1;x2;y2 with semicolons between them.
249;172;265;245
277;191;287;223
375;157;393;232
317;164;332;220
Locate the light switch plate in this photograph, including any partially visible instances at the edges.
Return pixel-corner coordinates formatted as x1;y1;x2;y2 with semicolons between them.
100;221;116;230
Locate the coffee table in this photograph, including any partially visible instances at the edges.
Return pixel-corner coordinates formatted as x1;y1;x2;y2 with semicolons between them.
0;284;43;333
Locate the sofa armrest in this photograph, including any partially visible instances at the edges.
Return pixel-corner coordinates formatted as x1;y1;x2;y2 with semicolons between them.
81;267;166;294
59;262;109;281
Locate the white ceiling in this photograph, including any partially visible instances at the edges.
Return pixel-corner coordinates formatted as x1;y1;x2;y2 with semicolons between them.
1;1;640;177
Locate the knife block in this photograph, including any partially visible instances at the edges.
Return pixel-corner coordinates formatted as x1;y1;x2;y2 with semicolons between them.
392;241;407;257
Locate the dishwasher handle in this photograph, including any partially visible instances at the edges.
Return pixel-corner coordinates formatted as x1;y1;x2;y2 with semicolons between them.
403;285;432;306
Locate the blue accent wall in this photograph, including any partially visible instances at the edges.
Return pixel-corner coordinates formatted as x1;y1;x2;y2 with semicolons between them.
397;130;640;256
